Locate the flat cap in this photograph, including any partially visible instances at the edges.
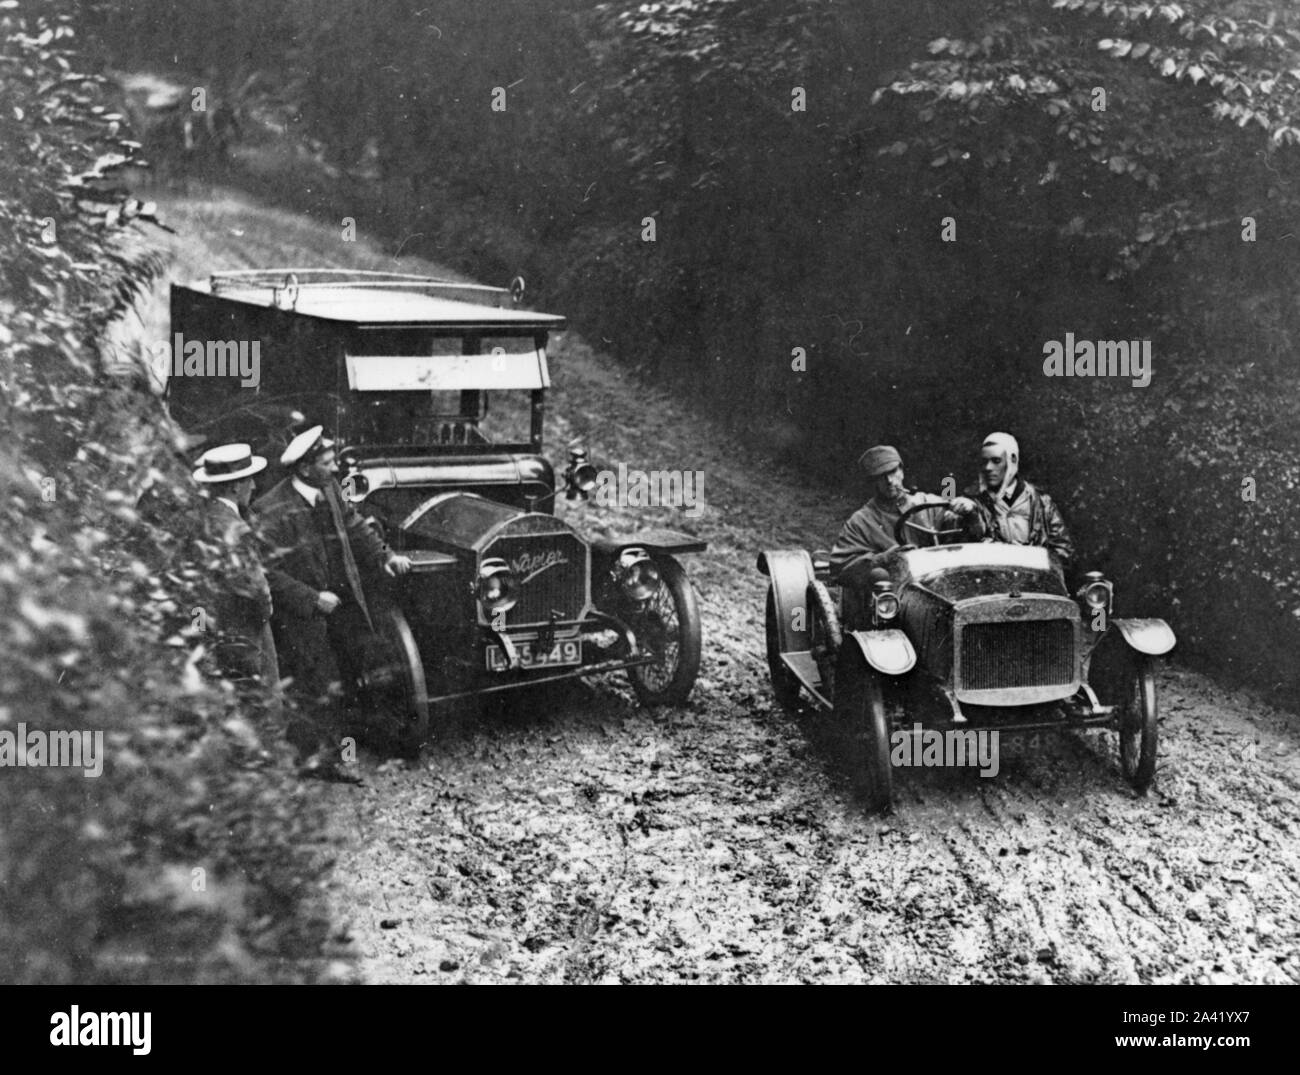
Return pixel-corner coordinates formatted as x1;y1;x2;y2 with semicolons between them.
858;444;902;477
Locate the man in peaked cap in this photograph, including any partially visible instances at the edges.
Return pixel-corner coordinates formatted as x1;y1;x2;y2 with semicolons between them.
192;443;280;693
829;445;979;617
252;425;412;782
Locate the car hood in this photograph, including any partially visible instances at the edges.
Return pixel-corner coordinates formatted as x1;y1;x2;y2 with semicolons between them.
895;543;1067;604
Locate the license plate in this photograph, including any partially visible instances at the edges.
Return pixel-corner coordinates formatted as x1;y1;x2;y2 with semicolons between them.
486;638;581;672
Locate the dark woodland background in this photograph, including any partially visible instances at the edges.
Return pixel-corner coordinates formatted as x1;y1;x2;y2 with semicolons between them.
3;0;1299;979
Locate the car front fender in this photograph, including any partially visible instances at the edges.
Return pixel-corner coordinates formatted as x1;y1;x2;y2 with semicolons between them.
845;628;916;676
1113;617;1176;656
757;549;816;654
594;528;707;557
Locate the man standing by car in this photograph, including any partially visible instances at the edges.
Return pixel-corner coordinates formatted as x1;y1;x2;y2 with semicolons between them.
969;432;1074;565
253;425;412;781
192;443;280;696
829;444;979;591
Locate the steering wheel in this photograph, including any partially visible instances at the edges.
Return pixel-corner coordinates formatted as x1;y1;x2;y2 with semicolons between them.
893;499;968;548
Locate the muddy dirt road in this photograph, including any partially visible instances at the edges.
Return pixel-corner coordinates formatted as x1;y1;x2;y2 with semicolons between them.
143;190;1300;984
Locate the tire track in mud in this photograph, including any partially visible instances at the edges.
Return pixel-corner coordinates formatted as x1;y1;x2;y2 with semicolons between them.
149;188;1300;984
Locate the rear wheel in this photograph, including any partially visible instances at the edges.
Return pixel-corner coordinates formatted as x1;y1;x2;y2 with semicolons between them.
628;555;702;706
765;586;801;712
835;643;892;812
807;580;842;705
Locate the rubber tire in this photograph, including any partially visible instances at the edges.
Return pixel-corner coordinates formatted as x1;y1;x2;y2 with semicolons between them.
1118;653;1158;793
765;586;802;712
629;555;703;707
374;605;430;755
835;643;892;813
807;579;842;703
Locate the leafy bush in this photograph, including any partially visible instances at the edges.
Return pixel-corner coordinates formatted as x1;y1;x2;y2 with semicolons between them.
0;0;336;983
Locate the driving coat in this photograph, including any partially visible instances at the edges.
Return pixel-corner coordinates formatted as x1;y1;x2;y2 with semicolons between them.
829;493;955;588
252;477;391;700
968;478;1075;565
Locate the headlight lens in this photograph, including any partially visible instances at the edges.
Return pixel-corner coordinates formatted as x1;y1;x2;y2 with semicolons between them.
565;445;599;500
617;547;661;601
476;557;518;613
872;581;899;623
1079;571;1112;611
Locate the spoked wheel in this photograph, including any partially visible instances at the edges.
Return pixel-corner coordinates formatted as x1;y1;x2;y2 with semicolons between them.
834;643;892;813
807;580;842;705
765;586;801;712
627;555;703;706
1117;655;1158;792
362;605;430;755
1091;639;1158;793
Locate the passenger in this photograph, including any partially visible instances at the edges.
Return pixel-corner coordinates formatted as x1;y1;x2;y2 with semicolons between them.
192;443;281;697
252;425;412;782
968;432;1074;565
829;444;978;591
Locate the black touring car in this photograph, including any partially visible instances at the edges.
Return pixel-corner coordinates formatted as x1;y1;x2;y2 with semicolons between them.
168;269;705;747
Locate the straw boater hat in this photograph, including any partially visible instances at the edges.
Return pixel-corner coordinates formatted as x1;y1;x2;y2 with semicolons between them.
192;443;268;483
280;425;335;467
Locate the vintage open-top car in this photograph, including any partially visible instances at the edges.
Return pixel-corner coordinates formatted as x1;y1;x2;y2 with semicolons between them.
167;269;705;748
758;500;1175;811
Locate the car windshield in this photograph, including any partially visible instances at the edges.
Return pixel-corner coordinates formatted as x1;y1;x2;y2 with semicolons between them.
343;332;542;447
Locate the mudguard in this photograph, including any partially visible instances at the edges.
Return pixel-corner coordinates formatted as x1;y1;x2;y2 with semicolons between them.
1113;617;1176;656
594;528;707;557
845;628;916;676
756;549;816;655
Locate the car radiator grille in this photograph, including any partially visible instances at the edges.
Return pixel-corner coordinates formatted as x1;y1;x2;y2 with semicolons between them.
959;620;1075;692
485;531;588;626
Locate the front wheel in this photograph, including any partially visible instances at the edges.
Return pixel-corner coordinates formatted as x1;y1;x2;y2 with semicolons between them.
1117;655;1158;792
364;605;430;755
627;555;703;706
1091;639;1159;793
834;643;892;812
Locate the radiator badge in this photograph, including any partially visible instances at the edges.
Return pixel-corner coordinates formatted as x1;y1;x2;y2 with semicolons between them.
1006;602;1030;618
510;549;569;585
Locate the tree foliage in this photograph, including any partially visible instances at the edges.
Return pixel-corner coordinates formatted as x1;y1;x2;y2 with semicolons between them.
81;0;1300;702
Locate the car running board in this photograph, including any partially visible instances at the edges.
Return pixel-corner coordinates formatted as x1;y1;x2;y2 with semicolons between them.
781;651;832;711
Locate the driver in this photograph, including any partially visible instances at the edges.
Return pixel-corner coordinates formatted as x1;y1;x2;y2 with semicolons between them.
829;445;979;590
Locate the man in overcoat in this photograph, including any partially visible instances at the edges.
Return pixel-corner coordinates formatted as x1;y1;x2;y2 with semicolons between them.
253;425;411;779
193;443;280;693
